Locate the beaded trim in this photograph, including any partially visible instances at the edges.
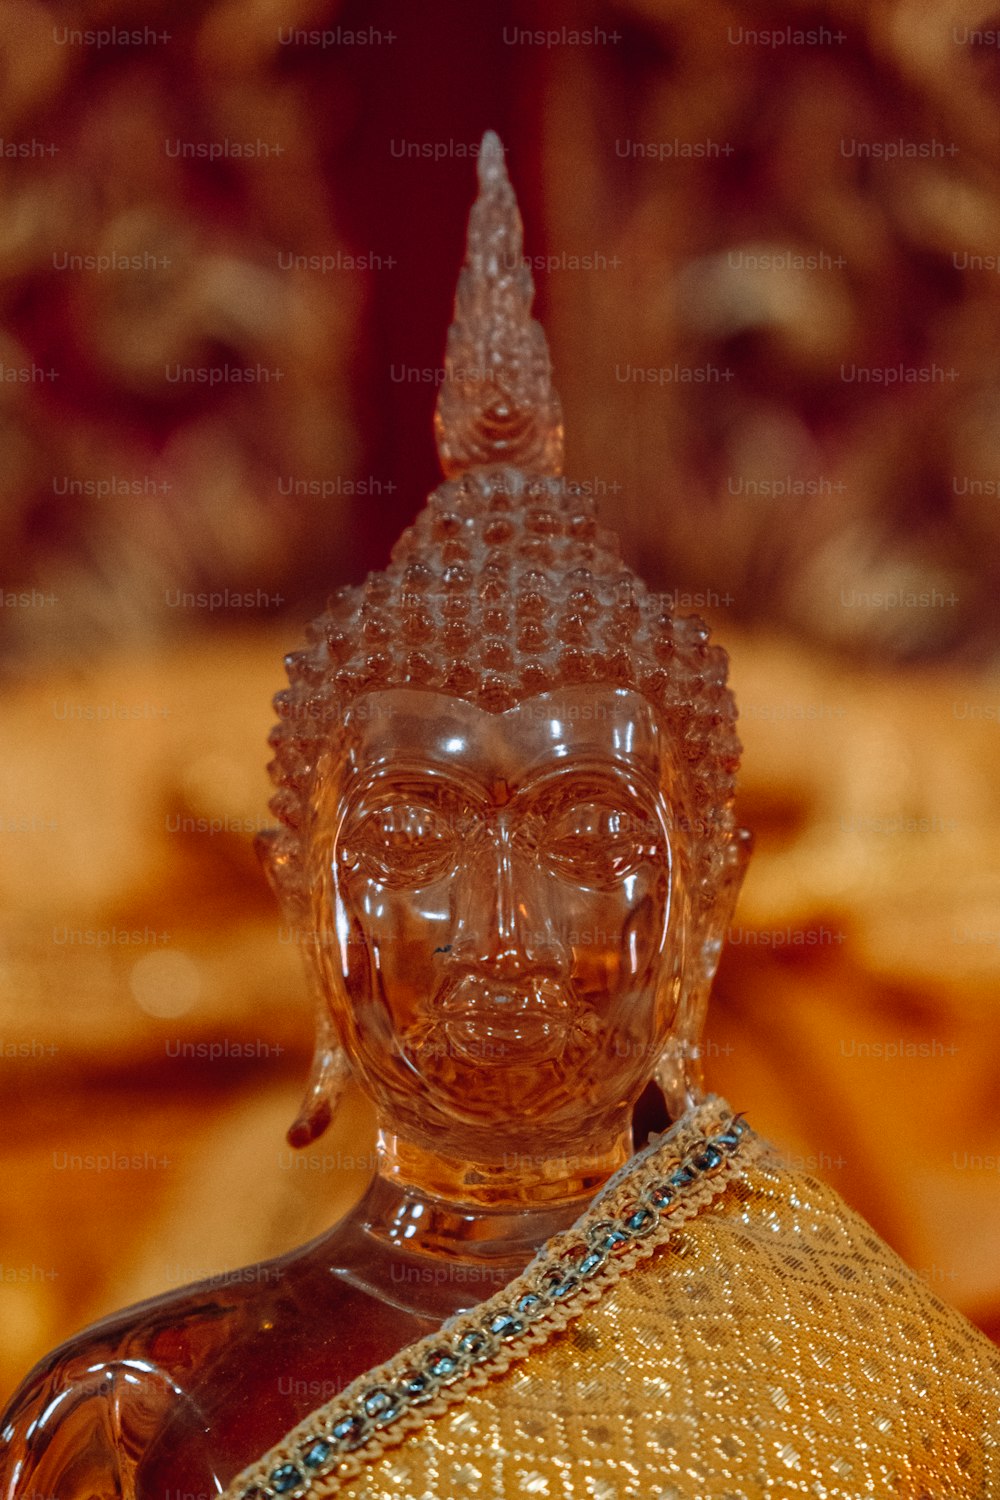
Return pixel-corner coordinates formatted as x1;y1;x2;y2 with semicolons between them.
224;1100;756;1500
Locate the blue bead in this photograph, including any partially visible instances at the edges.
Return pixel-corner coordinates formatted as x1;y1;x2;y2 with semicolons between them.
709;1131;739;1152
549;1276;579;1299
489;1311;525;1338
589;1224;629;1253
363;1388;394;1418
692;1146;723;1171
271;1465;302;1494
626;1207;655;1234
401;1371;432;1398
670;1165;696;1187
646;1184;675;1209
516;1292;544;1318
427;1351;459;1378
331;1415;366;1448
577;1251;604;1276
458;1330;489;1357
301;1439;332;1469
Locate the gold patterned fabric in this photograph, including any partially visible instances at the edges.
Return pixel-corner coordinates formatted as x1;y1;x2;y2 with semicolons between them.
228;1101;1000;1499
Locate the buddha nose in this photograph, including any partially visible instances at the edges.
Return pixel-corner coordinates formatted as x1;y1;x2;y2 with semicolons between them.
447;823;567;979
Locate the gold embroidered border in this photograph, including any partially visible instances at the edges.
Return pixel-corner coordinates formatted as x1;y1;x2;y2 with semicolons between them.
222;1098;760;1500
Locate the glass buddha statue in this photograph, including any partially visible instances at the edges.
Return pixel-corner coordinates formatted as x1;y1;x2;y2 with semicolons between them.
2;132;997;1500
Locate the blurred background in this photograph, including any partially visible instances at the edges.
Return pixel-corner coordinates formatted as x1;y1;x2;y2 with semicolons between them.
3;0;1000;1403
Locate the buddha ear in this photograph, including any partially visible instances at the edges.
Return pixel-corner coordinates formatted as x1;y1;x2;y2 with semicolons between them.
256;829;352;1147
657;827;753;1114
286;1008;352;1148
704;826;752;980
255;828;303;918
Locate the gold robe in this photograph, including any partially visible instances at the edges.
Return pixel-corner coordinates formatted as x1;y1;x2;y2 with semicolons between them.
225;1099;1000;1499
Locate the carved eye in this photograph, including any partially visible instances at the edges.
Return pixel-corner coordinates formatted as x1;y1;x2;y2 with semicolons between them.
343;801;458;888
540;801;657;888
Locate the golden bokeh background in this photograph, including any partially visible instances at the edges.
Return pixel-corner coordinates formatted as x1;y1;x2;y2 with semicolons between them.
3;0;1000;1404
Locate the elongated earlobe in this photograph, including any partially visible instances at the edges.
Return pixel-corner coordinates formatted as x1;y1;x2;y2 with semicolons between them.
255;832;353;1148
656;827;752;1115
286;1005;352;1147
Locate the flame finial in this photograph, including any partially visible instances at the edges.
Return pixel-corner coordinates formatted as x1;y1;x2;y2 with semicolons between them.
434;130;564;478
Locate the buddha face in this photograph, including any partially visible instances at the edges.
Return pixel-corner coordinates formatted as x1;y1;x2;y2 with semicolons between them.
311;685;689;1158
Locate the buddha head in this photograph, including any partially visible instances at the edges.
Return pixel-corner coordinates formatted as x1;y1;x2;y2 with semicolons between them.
258;134;749;1175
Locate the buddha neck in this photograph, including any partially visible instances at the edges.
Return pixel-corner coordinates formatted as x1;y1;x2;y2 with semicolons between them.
337;1121;634;1311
